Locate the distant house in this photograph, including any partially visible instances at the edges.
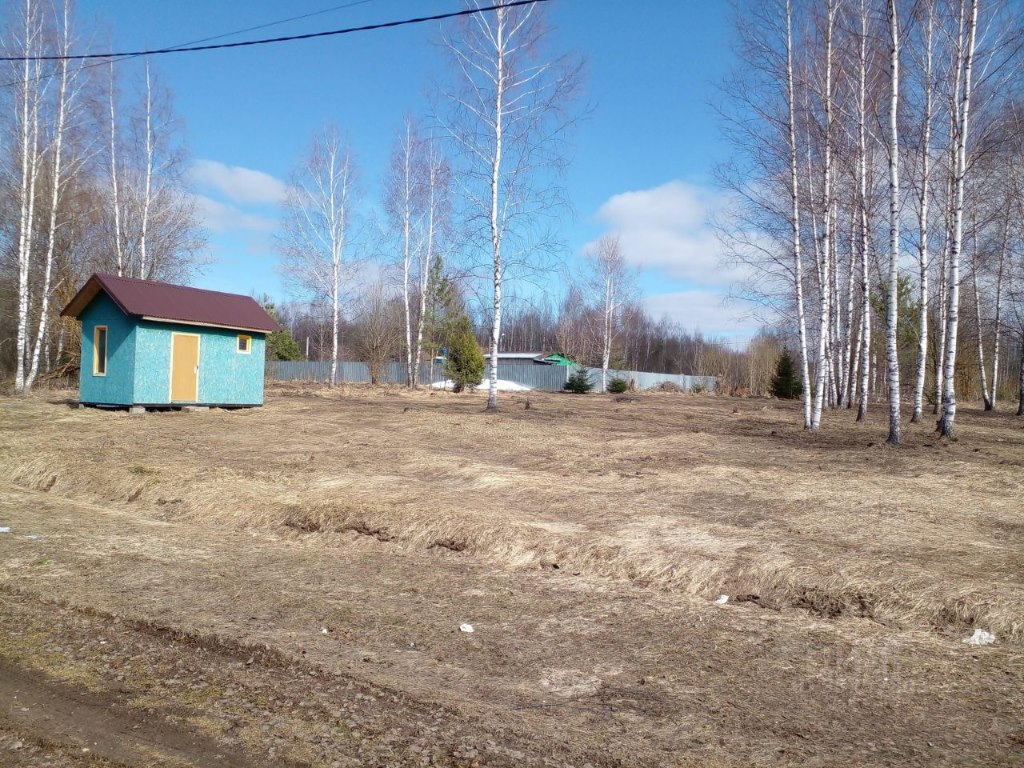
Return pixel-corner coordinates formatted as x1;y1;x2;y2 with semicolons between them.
60;273;278;408
538;353;575;366
481;352;575;366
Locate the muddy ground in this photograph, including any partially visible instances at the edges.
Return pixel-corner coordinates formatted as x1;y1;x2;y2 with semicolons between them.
0;386;1022;766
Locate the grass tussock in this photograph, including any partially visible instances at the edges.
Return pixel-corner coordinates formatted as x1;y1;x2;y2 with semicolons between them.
1;387;1023;644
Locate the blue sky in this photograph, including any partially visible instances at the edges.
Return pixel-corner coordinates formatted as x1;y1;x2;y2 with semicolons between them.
81;0;755;338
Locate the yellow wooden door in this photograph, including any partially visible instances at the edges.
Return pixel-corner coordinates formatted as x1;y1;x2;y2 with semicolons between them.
170;334;199;402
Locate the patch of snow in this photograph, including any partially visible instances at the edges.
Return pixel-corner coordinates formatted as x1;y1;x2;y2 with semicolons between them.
963;628;996;646
479;379;532;392
430;379;532;392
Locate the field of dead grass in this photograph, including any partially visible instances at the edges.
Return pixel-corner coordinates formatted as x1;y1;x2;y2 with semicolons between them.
2;382;1023;644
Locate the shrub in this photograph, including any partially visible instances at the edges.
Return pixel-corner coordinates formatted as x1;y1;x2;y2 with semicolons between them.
606;376;630;394
770;348;803;399
443;316;485;393
266;327;303;361
564;368;594;394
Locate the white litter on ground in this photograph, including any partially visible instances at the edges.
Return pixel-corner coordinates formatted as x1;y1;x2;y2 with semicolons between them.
0;527;10;534
430;379;532;392
459;623;475;633
714;594;729;605
963;628;996;646
320;627;330;635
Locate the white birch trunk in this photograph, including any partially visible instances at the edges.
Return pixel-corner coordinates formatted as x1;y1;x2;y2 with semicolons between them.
139;60;154;279
811;0;836;432
595;238;624;393
934;166;953;413
109;62;124;277
841;217;857;408
989;218;1007;409
328;149;349;389
398;120;415;387
935;13;965;417
938;0;978;438
26;8;73;391
13;0;38;394
850;302;863;406
911;2;935;423
856;0;872;422
885;0;902;444
970;227;990;409
330;262;339;388
1017;335;1024;416
413;142;440;389
786;0;812;429
15;1;44;394
601;283;612;393
486;7;507;412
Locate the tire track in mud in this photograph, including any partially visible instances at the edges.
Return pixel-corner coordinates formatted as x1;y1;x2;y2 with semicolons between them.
0;588;605;768
0;657;257;768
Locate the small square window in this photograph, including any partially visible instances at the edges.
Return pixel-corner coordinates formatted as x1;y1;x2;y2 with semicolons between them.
237;335;252;354
93;326;108;376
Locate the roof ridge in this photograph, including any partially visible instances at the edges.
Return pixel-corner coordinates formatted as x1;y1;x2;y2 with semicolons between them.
62;273;278;333
96;273;262;302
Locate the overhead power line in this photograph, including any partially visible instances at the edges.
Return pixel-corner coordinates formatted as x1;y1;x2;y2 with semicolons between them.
0;0;550;62
0;0;381;90
175;0;382;49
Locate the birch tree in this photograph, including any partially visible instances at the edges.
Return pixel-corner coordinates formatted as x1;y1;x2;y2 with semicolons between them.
10;0;46;393
937;0;978;438
853;0;877;423
25;0;79;390
385;120;453;388
585;235;634;392
385;116;423;387
440;0;580;411
909;0;936;423
138;59;154;277
108;60;124;276
787;0;814;428
884;0;902;444
279;125;356;388
415;135;452;387
810;0;839;431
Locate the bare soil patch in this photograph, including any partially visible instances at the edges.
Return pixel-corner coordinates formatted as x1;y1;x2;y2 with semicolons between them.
1;385;1022;765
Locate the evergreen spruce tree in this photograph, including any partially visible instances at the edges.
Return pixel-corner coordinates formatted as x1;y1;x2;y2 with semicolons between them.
443;315;485;393
564;367;594;394
260;299;303;361
770;349;802;399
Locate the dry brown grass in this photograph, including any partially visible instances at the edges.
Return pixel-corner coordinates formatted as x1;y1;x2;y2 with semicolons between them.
2;382;1023;644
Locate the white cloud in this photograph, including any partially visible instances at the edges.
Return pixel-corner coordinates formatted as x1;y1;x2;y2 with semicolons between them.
588;180;743;286
643;289;760;340
192;194;277;234
191;159;287;205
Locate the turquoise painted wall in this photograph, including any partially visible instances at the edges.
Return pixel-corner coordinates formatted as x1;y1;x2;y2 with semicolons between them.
79;292;136;405
77;291;267;406
133;320;266;405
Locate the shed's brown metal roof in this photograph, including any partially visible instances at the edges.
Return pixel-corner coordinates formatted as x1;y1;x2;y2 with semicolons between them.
61;273;279;333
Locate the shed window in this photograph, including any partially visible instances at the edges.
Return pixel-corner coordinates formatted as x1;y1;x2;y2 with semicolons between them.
237;334;252;354
93;326;108;376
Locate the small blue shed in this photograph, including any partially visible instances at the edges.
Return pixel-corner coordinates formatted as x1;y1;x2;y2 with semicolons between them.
61;273;278;408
